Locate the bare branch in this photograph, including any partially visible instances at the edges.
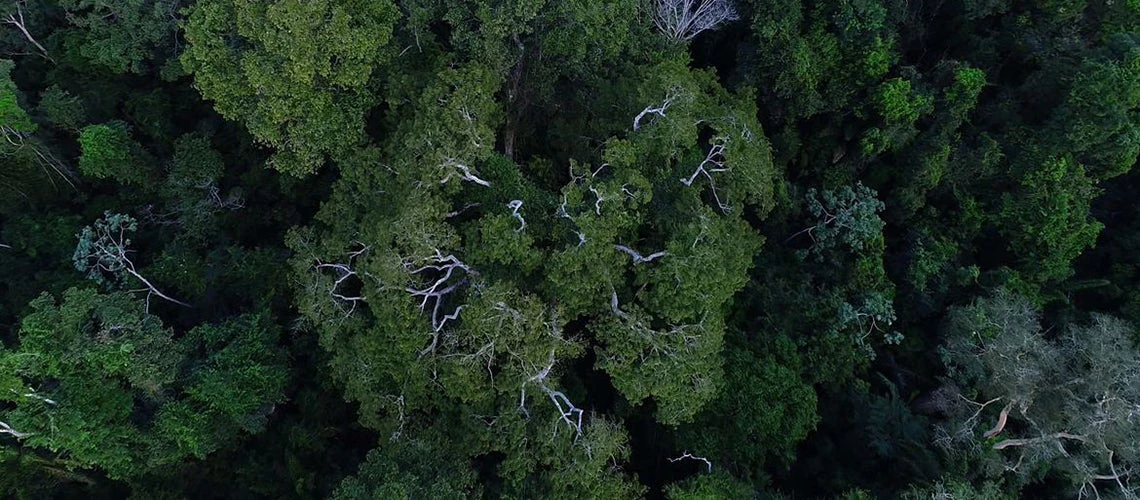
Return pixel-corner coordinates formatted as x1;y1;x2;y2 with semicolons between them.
614;244;667;264
3;1;51;61
993;432;1089;450
76;214;188;307
439;158;491;187
589;187;605;215
507;200;526;232
314;243;370;317
669;451;713;472
634;88;683;131
653;0;739;42
519;350;584;439
0;420;32;439
1;125;76;190
12;388;55;406
405;251;474;333
984;401;1014;439
680;136;731;213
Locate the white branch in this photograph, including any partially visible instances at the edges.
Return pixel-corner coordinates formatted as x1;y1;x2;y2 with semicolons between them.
0;420;32;439
12;389;55;406
614;244;667;264
519;350;584;439
405;251;474;332
4;2;50;60
589;187;605;215
439;159;491;187
634;88;683;131
507;200;526;232
315;243;369;317
82;221;188;307
669;451;713;472
653;0;739;42
680;137;731;213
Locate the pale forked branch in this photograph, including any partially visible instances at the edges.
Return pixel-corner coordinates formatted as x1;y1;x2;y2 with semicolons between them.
633;87;683;131
681;137;731;213
614;244;667;264
508;200;526;232
0;420;32;439
669;451;713;472
519;350;584;439
653;0;739;42
3;1;50;60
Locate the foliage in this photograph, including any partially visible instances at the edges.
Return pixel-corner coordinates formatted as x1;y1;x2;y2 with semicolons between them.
56;0;179;74
998;156;1103;283
1;0;1139;497
0;289;287;480
939;292;1140;497
77;123;142;184
0;59;34;133
803;183;886;258
181;0;401;175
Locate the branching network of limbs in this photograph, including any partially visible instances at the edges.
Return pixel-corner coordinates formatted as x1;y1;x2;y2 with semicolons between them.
936;304;1140;500
314;243;370;317
405;251;475;354
838;295;900;353
652;0;739;42
631;91;738;214
610;291;704;362
519;349;584;439
74;214;188;311
1;124;75;191
680;136;732;213
3;0;50;60
633;87;684;131
142;179;244;227
439;158;491;187
555;162;620;247
669;451;713;473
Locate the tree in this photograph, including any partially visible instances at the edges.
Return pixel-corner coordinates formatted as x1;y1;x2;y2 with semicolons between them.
665;470;755;499
76;123;147;185
56;0;179;74
0;59;74;204
73;212;188;308
677;335;818;477
653;0;739;42
997;156;1103;283
937;292;1140;498
145;133;243;243
332;436;477;499
181;0;401;175
0;289;287;480
796;183;887;259
1;1;50;60
286;51;779;492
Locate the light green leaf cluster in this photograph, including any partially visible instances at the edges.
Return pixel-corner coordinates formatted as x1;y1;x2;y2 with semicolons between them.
182;0;400;175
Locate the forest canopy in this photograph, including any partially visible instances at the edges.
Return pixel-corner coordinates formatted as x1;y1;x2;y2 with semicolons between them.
1;0;1139;498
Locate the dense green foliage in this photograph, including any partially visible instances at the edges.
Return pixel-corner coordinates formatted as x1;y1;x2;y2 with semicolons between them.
1;0;1139;497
